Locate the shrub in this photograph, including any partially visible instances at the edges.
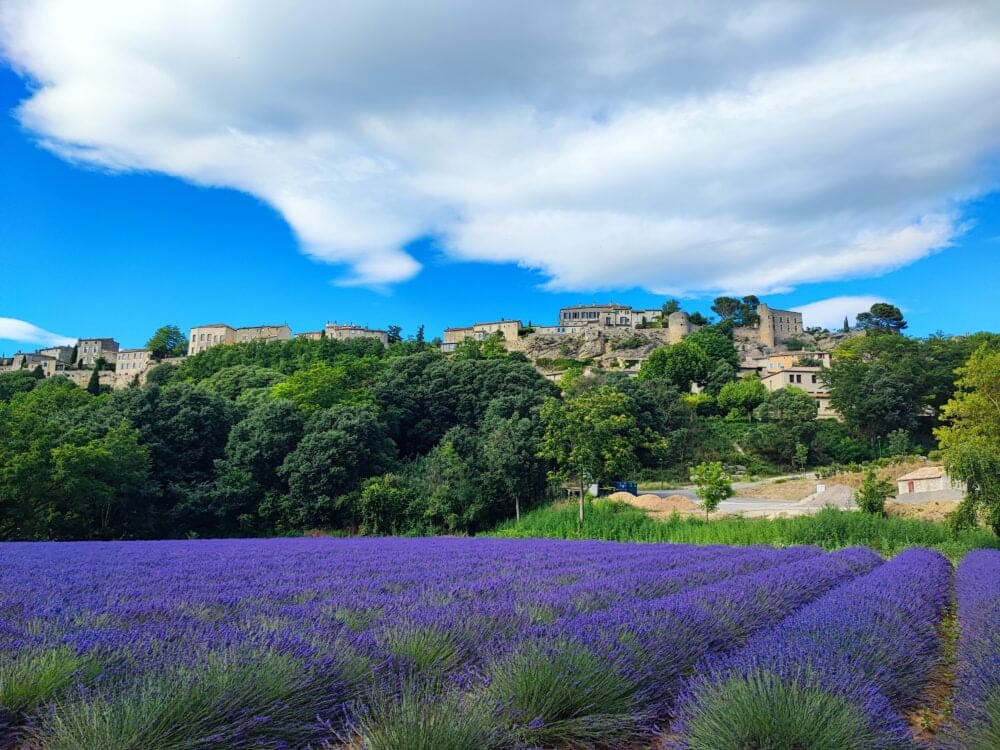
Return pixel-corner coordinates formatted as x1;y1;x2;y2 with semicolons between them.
350;683;505;750
679;671;880;750
382;626;463;676
30;650;340;750
855;467;894;515
487;640;644;748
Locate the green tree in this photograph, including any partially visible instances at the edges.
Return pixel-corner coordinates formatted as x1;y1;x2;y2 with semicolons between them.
685;329;740;369
689;461;733;517
842;316;850;333
856;303;907;334
0;370;39;401
688;311;710;326
886;429;911;457
855;467;893;515
538;387;645;522
48;424;151;538
936;345;1000;533
638;341;710;391
480;410;547;523
271;406;396;531
718;377;768;421
793;441;809;470
201;365;286;400
146;325;188;359
270;359;378;412
357;473;416;534
386;325;403;344
86;366;101;396
711;297;741;320
662;299;681;316
753;387;818;426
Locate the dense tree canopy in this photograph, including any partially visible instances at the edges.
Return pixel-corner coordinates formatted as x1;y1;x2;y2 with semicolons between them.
2;323;998;541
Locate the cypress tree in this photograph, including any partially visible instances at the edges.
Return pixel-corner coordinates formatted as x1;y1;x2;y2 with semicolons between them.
842;316;850;333
87;366;101;395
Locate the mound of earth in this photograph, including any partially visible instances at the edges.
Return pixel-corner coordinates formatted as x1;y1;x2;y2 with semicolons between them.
607;491;637;502
886;500;958;523
615;493;700;514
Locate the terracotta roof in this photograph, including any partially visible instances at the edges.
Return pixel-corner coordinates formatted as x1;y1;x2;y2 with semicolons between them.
897;466;945;481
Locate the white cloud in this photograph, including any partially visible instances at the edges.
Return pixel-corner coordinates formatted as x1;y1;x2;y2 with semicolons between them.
0;317;76;347
793;296;890;331
1;1;998;291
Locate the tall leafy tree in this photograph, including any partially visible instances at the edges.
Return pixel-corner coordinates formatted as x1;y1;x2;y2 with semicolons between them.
146;325;188;359
272;406;396;531
856;303;907;334
936;345;1000;533
718;377;768;421
538;387;647;521
638;341;710;391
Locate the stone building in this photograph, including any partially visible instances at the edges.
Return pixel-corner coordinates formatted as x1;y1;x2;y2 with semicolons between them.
896;467;963;496
77;338;120;367
325;323;389;346
115;349;153;387
557;304;661;328
740;351;832;377
759;366;837;419
188;324;236;355
235;324;291;344
441;320;521;352
188;323;291;355
38;346;74;364
0;352;64;377
753;304;804;348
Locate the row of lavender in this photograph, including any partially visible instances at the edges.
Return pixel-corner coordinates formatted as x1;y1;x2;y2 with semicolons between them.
938;550;1000;749
0;538;882;748
671;547;952;749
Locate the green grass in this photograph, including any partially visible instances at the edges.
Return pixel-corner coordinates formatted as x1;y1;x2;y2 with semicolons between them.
488;500;1000;558
486;640;645;748
29;650;339;750
679;672;882;750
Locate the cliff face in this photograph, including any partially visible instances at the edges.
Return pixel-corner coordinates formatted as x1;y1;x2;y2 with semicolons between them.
509;325;863;376
508;327;674;373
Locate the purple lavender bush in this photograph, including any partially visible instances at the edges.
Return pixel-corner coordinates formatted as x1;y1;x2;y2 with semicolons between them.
937;549;1000;750
671;547;951;750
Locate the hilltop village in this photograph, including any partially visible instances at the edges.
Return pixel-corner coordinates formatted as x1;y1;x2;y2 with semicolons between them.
1;299;850;416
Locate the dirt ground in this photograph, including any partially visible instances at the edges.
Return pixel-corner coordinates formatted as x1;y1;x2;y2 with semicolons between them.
737;459;927;501
885;500;959;523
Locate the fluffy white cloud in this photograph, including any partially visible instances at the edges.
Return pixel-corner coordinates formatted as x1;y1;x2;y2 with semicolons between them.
793;296;890;331
0;317;76;347
2;1;998;291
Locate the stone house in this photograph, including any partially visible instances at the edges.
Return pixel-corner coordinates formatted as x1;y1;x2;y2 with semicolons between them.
115;349;153;387
325;323;389;346
77;338;120;367
442;320;521;352
896;467;964;496
759;366;838;419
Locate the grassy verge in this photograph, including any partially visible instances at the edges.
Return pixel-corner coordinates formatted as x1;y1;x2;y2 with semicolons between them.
487;501;999;559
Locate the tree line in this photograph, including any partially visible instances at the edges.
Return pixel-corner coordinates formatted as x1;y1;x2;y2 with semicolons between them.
1;314;997;540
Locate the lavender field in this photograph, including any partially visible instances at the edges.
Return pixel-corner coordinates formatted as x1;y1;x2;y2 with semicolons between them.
0;538;996;749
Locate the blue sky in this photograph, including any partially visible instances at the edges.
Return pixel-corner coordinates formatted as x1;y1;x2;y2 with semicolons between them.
2;3;999;354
